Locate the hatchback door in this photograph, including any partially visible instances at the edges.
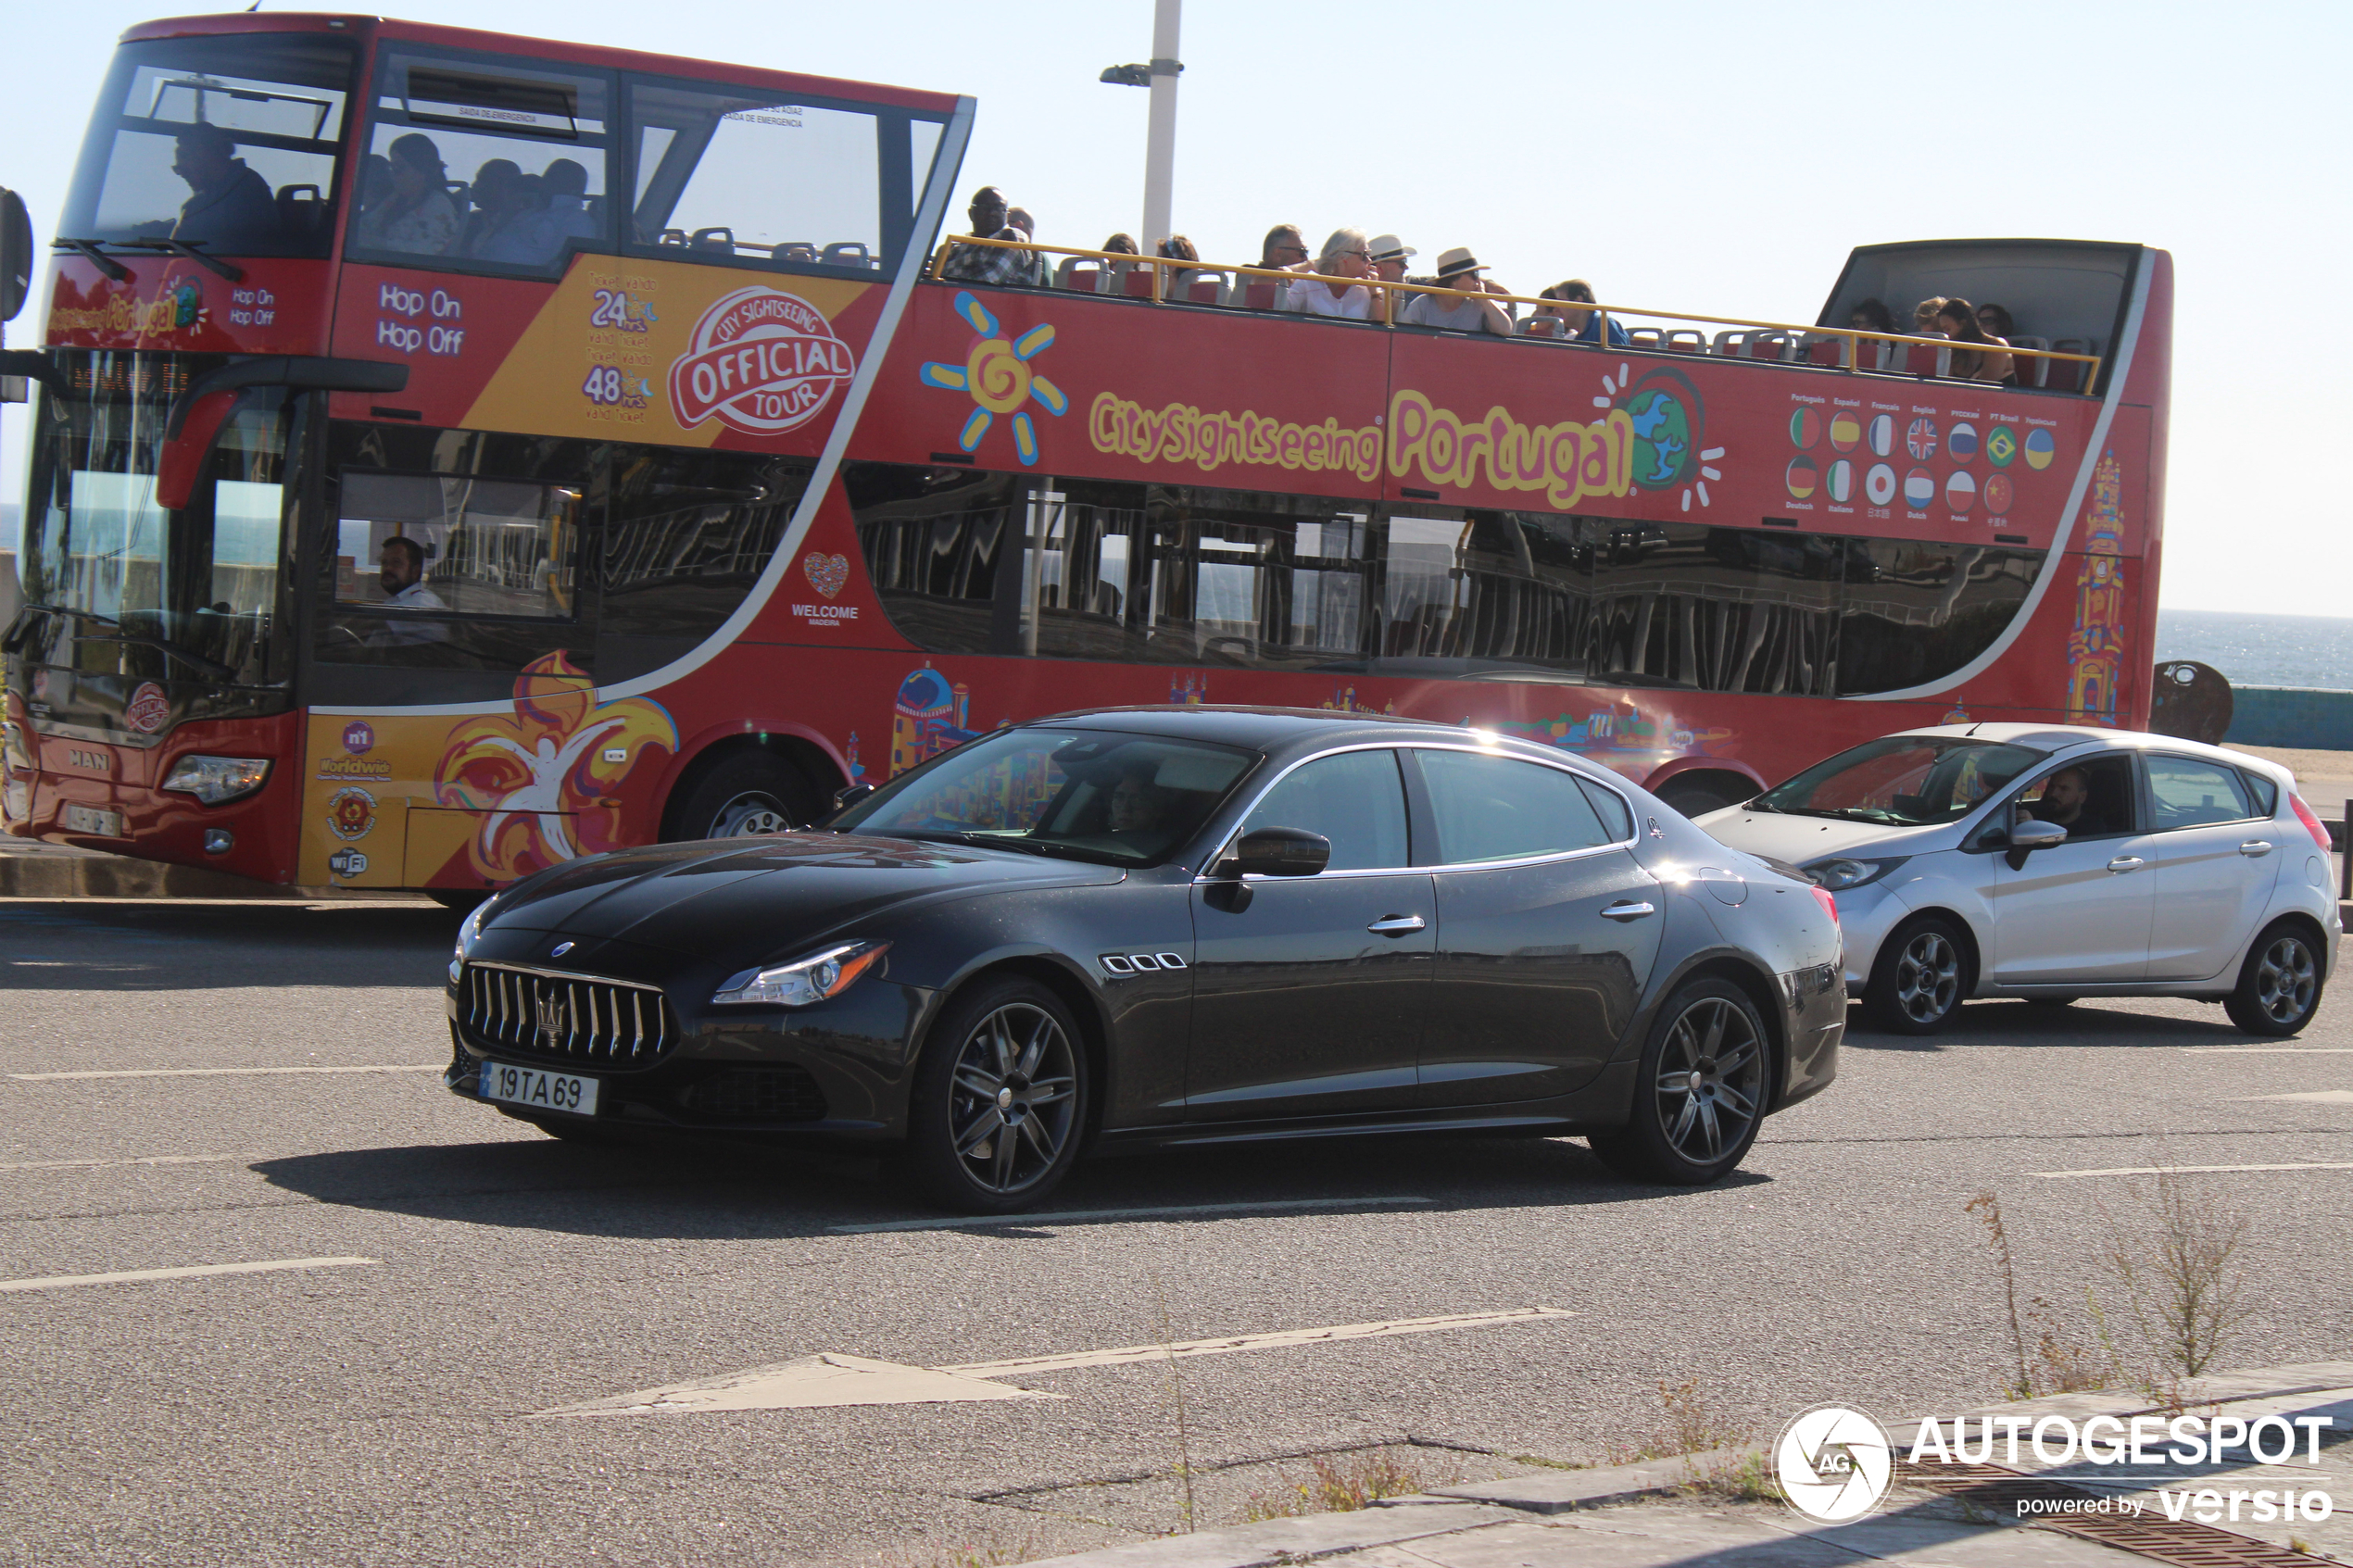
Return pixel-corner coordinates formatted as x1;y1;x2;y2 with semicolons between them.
1407;748;1662;1105
2143;755;2283;981
1988;753;2157;984
1186;748;1432;1119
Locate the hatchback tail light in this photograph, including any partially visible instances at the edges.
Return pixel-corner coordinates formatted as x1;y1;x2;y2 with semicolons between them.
2291;794;2335;853
1809;884;1840;925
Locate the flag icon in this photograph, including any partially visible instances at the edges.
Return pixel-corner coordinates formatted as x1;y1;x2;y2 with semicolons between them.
1866;463;1896;506
1906;417;1939;460
1904;468;1935;508
1868;414;1894;456
1827;459;1855;503
1945;470;1977;512
1947;421;1979;461
1785;456;1819;498
2024;428;2057;470
1985;426;2019;468
1830;411;1861;451
1983;473;2015;515
1790;408;1821;448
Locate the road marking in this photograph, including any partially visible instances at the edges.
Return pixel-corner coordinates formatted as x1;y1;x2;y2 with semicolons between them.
2183;1047;2353;1054
2032;1162;2353;1180
0;1256;377;1294
8;1065;440;1081
826;1196;1434;1234
539;1306;1573;1418
0;1153;251;1173
942;1307;1576;1379
2236;1090;2353;1104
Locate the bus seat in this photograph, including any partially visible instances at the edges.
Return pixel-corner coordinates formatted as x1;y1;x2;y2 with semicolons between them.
1627;326;1665;349
821;241;872;269
1664;329;1706;355
1747;332;1793;361
772;242;818;263
274;184;325;245
1055;258;1101;292
1711;330;1743;356
1903;342;1945;376
1184;275;1224;304
1122;269;1158;298
2042;356;2083;393
1521;316;1562;338
690;226;736;254
1243;281;1279;311
2007;335;2051;387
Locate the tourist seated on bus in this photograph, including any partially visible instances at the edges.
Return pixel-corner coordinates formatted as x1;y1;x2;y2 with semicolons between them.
1365;234;1416;320
1911;296;1949;336
459;157;598;264
1101;232;1138;255
1937;297;2014;383
1848;297;1896;334
1259;223;1311;272
538;158;599;250
938;185;1044;285
1977;301;2016;339
1539;279;1631;345
1402;249;1513;334
1278;229;1375;320
1007;206;1036;239
165;123;282;252
357;133;459;256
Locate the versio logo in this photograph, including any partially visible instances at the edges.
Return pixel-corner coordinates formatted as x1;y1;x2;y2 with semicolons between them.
1776;1405;1894;1524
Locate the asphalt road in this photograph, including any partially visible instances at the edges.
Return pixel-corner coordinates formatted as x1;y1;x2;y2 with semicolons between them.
2;896;2349;1567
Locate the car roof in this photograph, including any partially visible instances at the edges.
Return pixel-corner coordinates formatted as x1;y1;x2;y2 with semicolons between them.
1025;705;1586;767
1886;723;2294;783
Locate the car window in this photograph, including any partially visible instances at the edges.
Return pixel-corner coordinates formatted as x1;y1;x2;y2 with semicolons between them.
1239;750;1410;872
2147;756;2259;831
1577;776;1633;842
2010;754;2138;840
2241;771;2279;818
1417;749;1614;864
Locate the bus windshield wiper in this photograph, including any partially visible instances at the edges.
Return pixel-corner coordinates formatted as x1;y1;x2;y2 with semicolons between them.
51;238;132;283
113;238;245;282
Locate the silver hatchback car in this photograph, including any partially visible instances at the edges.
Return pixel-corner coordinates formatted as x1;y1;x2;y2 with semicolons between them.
1697;724;2340;1036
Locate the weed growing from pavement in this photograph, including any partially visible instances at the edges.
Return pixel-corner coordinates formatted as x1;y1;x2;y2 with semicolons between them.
1964;1176;2254;1400
1149;1272;1199;1535
1604;1379;1780;1505
1242;1448;1447;1520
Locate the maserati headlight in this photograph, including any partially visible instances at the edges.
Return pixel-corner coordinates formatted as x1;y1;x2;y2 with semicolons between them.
1806;856;1908;892
449;895;500;983
712;940;890;1007
159;755;270;805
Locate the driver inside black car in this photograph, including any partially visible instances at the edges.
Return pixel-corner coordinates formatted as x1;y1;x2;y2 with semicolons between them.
1106;768;1173;842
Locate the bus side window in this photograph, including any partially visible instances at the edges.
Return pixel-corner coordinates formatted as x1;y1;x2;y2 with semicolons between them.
626;79;884;271
598;451;812;680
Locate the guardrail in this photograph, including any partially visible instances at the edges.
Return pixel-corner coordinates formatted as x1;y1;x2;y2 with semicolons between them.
925;235;2105;390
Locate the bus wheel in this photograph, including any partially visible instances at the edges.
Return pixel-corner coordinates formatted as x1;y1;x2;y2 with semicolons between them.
668;749;822;842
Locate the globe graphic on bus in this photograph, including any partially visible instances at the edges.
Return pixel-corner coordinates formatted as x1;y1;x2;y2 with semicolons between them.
1619;371;1702;491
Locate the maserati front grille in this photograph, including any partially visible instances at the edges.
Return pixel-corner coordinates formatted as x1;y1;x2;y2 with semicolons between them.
461;962;678;1066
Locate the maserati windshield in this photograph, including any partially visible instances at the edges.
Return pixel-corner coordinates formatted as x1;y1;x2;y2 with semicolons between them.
1754;736;2046;826
833;727;1258;866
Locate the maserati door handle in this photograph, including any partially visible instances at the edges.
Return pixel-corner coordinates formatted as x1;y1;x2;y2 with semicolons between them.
1601;901;1657;921
2239;840;2273;857
2107;856;2145;872
1366;914;1427;935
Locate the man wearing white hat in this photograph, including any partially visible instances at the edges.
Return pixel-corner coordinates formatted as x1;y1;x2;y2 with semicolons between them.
1366;234;1416;322
1401;247;1513;335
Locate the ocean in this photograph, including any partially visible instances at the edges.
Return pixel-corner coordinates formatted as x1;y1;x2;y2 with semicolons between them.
2157;608;2353;692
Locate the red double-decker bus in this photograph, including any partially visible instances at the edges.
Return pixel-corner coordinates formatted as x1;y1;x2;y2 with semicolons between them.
2;11;2171;897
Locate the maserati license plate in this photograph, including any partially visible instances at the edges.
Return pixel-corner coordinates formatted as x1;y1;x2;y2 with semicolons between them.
475;1060;599;1118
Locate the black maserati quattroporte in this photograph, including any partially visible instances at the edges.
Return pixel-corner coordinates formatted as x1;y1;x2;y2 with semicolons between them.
445;708;1844;1211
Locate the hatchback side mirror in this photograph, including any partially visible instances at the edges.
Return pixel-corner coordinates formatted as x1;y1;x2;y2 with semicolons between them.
1219;826;1330;879
2011;819;2067;850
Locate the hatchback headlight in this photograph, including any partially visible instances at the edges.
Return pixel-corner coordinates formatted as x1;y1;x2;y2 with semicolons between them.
712;940;890;1007
160;755;271;805
1806;856;1907;892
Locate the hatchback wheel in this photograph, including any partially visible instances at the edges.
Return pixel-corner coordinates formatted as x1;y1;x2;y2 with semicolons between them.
1588;978;1769;1185
902;979;1088;1213
1865;916;1968;1034
2225;922;2323;1037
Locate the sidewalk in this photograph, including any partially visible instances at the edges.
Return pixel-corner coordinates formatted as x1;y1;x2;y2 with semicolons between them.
1015;1362;2353;1568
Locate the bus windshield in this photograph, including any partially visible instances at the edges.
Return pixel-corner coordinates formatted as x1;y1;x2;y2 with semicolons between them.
58;33;355;258
1751;736;2047;826
21;353;299;686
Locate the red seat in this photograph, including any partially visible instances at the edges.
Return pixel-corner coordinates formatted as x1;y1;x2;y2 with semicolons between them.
1123;269;1157;298
1807;340;1842;367
2041;357;2082;393
1186;277;1222;305
1243;282;1278;311
1062;266;1101;294
1903;343;1943;376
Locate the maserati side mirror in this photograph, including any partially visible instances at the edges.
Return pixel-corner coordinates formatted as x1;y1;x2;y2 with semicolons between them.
832;782;876;810
1219;826;1330;879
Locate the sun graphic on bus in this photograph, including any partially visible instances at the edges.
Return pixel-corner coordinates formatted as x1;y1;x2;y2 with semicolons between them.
918;292;1069;466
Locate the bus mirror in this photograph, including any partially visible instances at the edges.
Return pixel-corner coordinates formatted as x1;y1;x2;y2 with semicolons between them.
157;356;410;511
0;190;30;322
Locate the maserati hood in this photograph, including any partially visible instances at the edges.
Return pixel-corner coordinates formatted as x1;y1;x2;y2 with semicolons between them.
479;833;1125;955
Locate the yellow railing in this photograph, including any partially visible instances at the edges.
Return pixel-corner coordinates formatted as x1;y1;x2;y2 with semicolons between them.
925;234;2105;389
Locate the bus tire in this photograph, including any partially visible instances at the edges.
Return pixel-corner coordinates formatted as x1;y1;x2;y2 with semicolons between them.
665;748;822;842
1656;771;1752;819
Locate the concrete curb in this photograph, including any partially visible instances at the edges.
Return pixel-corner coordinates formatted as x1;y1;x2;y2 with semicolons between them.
1013;1501;1527;1568
1413;1452;1748;1515
0;845;416;902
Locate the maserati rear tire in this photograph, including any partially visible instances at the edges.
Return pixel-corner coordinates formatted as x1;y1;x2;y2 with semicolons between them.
1588;978;1768;1185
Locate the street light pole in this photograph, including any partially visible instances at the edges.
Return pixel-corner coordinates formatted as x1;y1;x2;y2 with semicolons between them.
1141;0;1181;250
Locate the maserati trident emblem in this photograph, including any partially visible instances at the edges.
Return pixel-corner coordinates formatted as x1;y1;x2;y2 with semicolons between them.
535;990;568;1045
550;940;574;957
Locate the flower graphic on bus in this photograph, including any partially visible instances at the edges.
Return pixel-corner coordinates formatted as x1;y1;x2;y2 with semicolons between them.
432;652;678;880
918;292;1068;466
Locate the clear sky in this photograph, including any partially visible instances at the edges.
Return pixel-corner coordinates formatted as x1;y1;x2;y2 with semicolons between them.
2;0;2344;615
